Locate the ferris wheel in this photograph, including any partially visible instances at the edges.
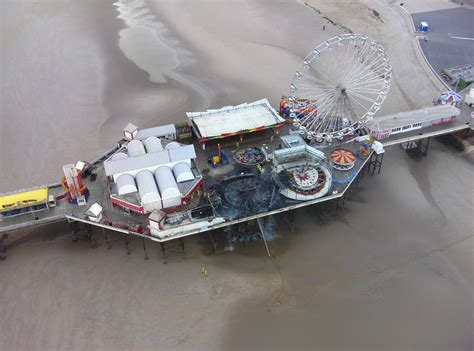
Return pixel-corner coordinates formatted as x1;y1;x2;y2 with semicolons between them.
287;34;391;143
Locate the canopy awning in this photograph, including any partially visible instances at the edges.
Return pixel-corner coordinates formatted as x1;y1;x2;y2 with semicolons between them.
186;99;285;142
440;91;462;103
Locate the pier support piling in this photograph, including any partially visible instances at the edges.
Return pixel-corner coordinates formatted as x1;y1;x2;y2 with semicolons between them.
286;210;296;232
86;224;96;248
402;137;431;157
124;235;131;255
368;152;384;175
335;196;345;215
418;137;431;156
102;228;111;250
309;204;323;224
69;221;80;243
160;238;185;263
209;232;219;253
0;233;7;261
142;238;149;260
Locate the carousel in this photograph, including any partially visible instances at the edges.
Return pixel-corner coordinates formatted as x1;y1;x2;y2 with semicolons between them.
233;147;266;166
272;144;333;201
439;91;462;107
330;149;356;171
286;165;328;195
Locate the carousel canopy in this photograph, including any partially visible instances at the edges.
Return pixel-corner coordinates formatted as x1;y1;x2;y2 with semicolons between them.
330;149;356;165
440;91;462;103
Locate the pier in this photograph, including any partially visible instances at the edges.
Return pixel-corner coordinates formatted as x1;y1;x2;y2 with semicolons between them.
1;101;471;260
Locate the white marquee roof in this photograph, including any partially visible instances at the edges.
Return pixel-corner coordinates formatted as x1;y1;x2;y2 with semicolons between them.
186;99;285;139
104;144;196;176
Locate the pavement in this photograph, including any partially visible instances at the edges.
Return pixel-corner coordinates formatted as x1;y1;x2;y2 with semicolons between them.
397;0;458;14
411;7;474;85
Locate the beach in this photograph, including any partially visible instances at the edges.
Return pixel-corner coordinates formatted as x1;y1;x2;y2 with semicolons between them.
0;0;472;349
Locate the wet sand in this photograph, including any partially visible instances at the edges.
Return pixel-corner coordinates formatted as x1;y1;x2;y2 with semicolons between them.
0;0;437;192
0;0;473;350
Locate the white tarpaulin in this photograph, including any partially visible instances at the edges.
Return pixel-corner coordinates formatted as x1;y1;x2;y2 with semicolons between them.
186;99;285;139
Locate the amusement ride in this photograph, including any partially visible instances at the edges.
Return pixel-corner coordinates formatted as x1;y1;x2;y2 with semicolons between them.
285;33;392;143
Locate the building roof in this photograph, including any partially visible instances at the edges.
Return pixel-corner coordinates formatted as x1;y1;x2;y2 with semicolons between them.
127;140;146;157
169;144;196;162
105;150;171;176
186;99;285;139
273;144;326;168
123;123;138;133
104;144;196;176
149;209;166;222
86;203;103;217
135;124;176;140
173;162;195;183
367;105;460;131
274;144;325;159
154;166;180;199
116;173;137;195
136;170;161;204
280;134;306;148
143;137;163;153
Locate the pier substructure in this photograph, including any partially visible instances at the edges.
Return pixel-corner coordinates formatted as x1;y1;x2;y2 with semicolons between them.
160;238;185;263
102;228;112;250
367;152;384;175
209;225;238;254
142;237;149;260
0;234;7;260
86;223;96;248
284;210;296;232
124;234;131;255
345;165;365;201
402;137;431;157
69;221;80;243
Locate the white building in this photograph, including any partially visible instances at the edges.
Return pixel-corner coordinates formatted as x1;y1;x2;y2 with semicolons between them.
173;162;195;183
105;135;200;213
116;173;137;195
154;166;181;208
122;122;177;141
136;170;162;213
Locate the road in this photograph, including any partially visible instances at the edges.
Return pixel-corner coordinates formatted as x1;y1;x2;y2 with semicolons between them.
412;7;474;83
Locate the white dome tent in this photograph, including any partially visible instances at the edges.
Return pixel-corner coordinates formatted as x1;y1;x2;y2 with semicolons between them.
143;137;163;153
111;152;128;161
136;170;162;212
127;140;146;157
154;166;181;208
165;141;180;150
116;173;137;195
173;162;195;183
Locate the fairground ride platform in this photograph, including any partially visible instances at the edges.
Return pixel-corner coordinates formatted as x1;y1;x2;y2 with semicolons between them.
0;128;369;243
1;106;471;244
